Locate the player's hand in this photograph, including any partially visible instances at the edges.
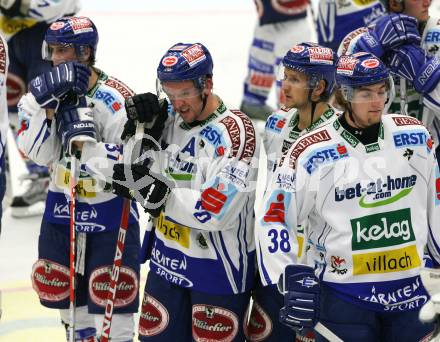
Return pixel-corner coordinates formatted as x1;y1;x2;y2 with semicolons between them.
355;14;420;58
55;96;96;155
29;62;91;110
122;93;169;145
387;44;440;94
112;163;172;217
278;265;320;331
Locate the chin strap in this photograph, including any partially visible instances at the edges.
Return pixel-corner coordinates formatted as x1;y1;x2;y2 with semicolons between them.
307;88;318;126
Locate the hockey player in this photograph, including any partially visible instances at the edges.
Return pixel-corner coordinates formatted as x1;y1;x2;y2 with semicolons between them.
317;0;385;51
1;0;80;218
17;16;140;341
240;0;312;120
247;42;338;342
337;1;440;144
257;52;439;341
109;42;259;341
0;33;8;235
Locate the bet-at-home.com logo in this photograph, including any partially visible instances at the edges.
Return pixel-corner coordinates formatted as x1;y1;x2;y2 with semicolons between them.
335;175;416;208
351;208;415;251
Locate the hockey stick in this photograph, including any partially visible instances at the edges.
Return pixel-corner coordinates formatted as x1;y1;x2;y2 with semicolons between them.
400;76;408;116
68;151;80;342
315;322;343;342
100;124;144;342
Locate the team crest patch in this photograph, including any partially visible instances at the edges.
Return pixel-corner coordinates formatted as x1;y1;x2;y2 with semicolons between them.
139;294;169;337
192;305;239;342
361;58;380;69
31;259;70;302
244;301;272;341
89;266;138;307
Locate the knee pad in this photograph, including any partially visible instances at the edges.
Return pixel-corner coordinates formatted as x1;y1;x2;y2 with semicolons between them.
94;313;135;342
60;306;97;341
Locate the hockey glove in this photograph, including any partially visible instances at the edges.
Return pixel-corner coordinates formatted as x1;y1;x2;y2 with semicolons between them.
112;163;171;218
122;93;169;147
278;264;320;331
356;14;420;58
55;96;96;156
387;44;440;94
29;62;91;110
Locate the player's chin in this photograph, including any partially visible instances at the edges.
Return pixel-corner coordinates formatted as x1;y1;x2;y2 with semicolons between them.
368;110;382;122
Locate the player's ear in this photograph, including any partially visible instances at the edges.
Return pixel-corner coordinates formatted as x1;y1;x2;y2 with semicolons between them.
79;46;92;65
389;0;404;13
204;77;213;94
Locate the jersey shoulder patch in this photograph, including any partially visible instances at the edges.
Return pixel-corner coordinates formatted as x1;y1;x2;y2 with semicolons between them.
388;114;424;128
229;109;257;162
284;128;332;169
104;76;135;99
0;34;7;75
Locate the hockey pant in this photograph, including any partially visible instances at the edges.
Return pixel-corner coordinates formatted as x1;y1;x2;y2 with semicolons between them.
316;284;434;342
138;271;251;341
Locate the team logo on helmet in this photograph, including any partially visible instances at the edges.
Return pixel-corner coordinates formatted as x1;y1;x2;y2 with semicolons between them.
69;17;94;34
162;56;178;67
50;21;65;30
337;55;358;76
308;46;334;65
290;45;305;53
361;58;380;68
182;44;206;67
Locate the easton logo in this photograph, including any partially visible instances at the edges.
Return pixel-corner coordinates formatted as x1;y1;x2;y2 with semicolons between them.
351;208;415;251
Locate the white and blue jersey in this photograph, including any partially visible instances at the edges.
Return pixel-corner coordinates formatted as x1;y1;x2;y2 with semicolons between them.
17;70;139;233
82;99;259;295
257;113;440;312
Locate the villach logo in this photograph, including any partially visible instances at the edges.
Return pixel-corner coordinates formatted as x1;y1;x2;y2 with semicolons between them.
335;175;417;208
351;208;415;251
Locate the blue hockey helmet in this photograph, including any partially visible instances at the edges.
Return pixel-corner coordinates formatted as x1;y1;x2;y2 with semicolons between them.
336;52;393;103
281;42;338;99
157;43;213;90
336;52;389;87
42;16;99;63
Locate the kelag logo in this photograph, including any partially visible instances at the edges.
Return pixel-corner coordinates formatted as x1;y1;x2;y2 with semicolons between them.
351;208;415;251
302;143;348;174
335;175;416;208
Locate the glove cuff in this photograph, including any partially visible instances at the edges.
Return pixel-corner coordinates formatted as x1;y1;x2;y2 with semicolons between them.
414;57;440;94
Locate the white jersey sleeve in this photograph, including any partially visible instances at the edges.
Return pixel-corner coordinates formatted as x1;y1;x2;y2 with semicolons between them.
16;93;60;166
27;0;80;22
158;110;259;232
256;130;322;286
421;17;440;113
